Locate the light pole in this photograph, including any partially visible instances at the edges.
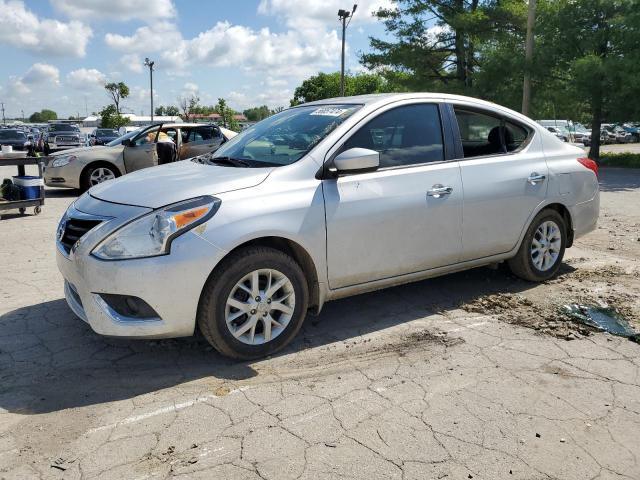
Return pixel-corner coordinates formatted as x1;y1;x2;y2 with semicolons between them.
144;57;155;122
338;4;357;97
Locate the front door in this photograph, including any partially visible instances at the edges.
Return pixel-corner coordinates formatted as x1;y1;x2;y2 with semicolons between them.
451;105;549;260
123;126;159;172
323;102;463;289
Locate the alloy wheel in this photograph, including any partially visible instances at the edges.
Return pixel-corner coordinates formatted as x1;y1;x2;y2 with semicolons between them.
225;269;296;345
89;167;116;185
530;220;562;271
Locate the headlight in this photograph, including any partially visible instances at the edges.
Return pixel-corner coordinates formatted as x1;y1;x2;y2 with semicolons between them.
92;196;221;260
51;155;77;167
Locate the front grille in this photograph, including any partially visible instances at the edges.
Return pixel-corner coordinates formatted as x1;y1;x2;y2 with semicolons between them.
60;218;102;253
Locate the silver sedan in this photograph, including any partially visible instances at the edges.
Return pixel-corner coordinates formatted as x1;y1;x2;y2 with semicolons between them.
55;93;599;359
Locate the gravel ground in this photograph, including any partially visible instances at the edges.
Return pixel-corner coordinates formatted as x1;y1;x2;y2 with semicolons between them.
1;165;639;480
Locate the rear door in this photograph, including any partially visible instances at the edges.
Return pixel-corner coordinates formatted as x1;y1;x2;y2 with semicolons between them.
180;125;224;159
323;102;463;289
449;104;548;260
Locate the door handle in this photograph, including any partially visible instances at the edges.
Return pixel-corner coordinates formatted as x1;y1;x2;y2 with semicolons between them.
427;185;453;198
528;172;546;184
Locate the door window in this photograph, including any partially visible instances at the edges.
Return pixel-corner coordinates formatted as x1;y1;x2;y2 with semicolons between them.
454;108;529;158
343;103;444;168
183;126;219;144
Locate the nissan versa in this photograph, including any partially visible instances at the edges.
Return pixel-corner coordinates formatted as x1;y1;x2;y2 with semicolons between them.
56;93;599;359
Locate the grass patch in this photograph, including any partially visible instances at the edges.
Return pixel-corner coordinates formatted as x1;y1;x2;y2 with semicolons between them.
599;152;640;168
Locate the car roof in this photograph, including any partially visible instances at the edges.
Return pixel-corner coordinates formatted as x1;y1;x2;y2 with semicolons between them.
301;92;538;128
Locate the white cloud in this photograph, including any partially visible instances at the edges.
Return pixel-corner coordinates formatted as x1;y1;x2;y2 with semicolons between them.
181;82;199;97
105;22;182;52
0;0;92;57
120;53;144;73
51;0;175;21
22;63;60;85
66;68;107;90
258;0;393;30
7;77;31;95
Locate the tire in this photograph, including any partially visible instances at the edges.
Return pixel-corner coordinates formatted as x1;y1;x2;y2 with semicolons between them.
197;246;309;360
80;162;120;192
508;209;567;282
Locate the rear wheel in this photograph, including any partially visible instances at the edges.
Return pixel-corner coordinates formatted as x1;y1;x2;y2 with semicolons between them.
80;163;119;192
197;247;309;360
508;209;566;282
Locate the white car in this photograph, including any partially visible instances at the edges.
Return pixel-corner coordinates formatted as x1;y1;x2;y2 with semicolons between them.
56;93;600;359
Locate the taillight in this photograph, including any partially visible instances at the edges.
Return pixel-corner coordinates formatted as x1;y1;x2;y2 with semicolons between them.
577;157;598;178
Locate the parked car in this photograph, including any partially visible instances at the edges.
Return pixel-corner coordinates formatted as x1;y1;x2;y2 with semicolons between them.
55;93;600;359
44;123;83;154
545;126;568;142
90;128;120;146
45;123;235;191
621;123;640;142
0;129;31;151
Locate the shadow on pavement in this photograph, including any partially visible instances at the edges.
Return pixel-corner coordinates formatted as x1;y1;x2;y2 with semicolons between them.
0;264;574;415
598;167;640;192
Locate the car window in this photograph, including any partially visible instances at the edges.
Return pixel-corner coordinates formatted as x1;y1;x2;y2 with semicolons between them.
183;126;218;143
133;126;160;146
343;103;444;168
454;108;529;158
211;104;361;167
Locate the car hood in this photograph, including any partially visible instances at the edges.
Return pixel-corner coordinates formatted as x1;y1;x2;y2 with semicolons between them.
50;145;116;156
89;160;273;208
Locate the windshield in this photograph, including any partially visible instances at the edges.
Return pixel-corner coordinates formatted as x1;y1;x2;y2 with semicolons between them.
0;130;25;140
50;124;79;132
209;104;361;167
106;128;141;147
96;129;117;137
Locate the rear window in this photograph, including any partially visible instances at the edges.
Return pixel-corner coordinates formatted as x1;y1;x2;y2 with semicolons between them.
454;107;530;158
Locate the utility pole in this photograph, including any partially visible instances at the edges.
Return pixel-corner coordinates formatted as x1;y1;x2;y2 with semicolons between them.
1;102;5;125
338;4;357;97
21;109;24;122
521;0;537;117
144;57;155;122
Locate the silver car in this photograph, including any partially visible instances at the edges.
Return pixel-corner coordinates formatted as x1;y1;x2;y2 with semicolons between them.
56;93;600;359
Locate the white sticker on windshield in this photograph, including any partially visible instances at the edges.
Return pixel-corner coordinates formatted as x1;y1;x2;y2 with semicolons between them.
310;107;349;117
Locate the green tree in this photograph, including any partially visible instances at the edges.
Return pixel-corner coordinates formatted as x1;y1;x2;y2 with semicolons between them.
105;82;130;115
165;105;180;116
243;105;272;121
361;0;506;92
215;98;239;131
99;104;129;129
155;106;166;116
534;0;640;160
28;109;57;123
290;72;390;105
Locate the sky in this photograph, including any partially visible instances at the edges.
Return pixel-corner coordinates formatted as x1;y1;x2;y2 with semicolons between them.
0;0;393;119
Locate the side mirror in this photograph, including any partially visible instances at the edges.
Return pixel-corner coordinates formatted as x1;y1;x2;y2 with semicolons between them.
122;139;134;147
333;147;379;174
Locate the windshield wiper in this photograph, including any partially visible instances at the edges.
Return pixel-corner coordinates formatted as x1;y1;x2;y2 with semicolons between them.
210;156;251;168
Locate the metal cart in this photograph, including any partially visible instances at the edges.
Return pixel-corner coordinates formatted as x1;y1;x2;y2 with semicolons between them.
0;152;45;216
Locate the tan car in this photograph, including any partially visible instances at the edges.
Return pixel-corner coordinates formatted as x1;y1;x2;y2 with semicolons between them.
45;123;236;191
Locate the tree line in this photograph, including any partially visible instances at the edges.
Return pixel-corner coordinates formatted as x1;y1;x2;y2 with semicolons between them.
291;0;640;160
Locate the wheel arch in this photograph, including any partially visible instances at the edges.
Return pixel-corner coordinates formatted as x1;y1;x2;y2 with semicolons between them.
517;201;574;252
215;236;322;315
80;160;122;189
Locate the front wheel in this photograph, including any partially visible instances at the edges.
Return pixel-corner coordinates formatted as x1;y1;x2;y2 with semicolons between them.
80;164;119;192
197;247;309;360
508;209;567;282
